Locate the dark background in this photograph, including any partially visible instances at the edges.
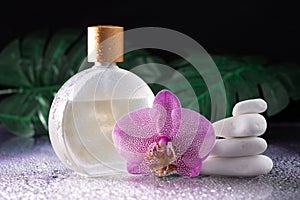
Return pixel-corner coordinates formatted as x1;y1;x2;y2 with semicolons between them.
0;0;299;125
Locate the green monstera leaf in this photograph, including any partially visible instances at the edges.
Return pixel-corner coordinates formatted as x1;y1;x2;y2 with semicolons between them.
0;30;84;137
170;55;300;121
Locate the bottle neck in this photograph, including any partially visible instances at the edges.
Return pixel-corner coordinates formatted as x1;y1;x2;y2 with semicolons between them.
93;62;118;69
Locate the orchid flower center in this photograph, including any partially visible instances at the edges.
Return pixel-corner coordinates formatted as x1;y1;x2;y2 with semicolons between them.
146;136;177;176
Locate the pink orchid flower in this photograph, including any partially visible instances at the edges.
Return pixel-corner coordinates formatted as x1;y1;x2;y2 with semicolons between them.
112;90;215;177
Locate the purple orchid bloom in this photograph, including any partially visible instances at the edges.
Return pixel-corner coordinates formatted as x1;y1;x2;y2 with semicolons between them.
112;90;215;177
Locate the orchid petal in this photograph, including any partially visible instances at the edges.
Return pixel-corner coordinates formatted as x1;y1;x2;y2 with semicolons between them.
171;108;200;156
153;90;181;137
198;125;215;160
175;156;202;177
114;108;158;139
172;108;215;177
153;90;181;111
113;123;157;175
112;108;160;174
127;160;151;175
113;108;159;154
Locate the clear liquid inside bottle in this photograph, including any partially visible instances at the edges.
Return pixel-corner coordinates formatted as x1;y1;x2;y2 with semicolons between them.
49;63;154;176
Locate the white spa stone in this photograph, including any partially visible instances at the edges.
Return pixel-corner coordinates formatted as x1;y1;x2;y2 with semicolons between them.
210;137;267;157
232;98;267;116
201;155;273;176
212;114;267;138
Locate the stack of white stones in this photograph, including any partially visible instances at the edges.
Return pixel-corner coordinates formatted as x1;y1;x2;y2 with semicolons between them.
201;99;273;176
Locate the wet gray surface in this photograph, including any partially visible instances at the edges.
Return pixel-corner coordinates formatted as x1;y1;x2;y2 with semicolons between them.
0;125;299;200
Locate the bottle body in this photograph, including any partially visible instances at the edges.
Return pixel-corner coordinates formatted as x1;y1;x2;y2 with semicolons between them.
49;63;154;176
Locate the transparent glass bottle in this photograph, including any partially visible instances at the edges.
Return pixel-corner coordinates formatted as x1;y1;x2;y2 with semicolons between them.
48;26;154;176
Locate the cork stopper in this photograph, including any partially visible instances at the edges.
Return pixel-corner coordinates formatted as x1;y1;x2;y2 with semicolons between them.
88;25;124;62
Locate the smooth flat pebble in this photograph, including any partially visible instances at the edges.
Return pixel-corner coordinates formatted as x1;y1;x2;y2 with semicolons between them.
212;114;267;138
201;155;273;176
232;98;267;116
210;137;267;157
